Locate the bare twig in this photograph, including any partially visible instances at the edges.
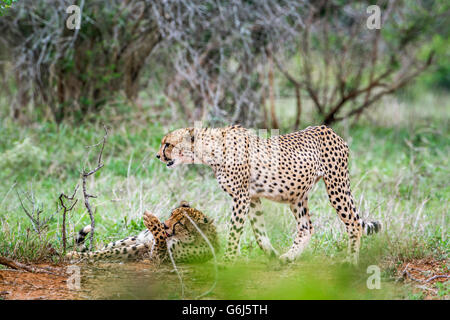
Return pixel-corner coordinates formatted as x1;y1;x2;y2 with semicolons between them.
16;188;58;238
59;185;79;252
424;275;450;283
400;263;423;283
0;180;17;209
399;263;449;286
81;125;108;250
0;256;62;276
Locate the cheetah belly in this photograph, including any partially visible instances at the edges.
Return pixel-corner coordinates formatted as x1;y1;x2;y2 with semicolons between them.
135;229;154;244
103;229;154;250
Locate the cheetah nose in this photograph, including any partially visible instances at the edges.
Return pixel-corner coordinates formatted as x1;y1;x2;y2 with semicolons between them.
156;154;160;159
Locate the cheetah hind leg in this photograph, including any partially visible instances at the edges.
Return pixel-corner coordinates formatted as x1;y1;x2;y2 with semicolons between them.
248;198;278;258
279;198;313;263
323;172;364;265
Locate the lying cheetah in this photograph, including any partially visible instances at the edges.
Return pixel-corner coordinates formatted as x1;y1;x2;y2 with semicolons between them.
66;201;219;263
156;125;381;264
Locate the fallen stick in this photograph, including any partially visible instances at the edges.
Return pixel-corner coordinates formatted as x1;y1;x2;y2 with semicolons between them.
400;263;422;283
424;275;449;283
0;256;62;276
400;263;449;285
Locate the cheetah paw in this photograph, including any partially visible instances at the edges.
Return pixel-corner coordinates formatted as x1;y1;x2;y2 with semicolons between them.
222;253;237;264
143;210;160;229
66;251;80;260
279;251;297;264
343;255;359;266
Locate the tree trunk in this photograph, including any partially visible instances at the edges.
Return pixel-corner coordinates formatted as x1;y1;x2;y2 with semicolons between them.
294;85;302;130
259;67;269;128
268;53;279;129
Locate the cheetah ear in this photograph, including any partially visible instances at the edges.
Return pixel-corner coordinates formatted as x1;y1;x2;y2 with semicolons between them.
179;201;190;208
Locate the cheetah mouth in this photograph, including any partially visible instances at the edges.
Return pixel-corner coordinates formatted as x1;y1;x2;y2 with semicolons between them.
166;159;176;168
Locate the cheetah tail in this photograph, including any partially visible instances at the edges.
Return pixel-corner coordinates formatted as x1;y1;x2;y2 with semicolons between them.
363;221;382;236
75;225;92;249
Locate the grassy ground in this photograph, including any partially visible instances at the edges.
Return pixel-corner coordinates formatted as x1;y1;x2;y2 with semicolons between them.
0;90;448;299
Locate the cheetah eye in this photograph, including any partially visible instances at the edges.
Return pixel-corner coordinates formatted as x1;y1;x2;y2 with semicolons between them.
173;221;185;230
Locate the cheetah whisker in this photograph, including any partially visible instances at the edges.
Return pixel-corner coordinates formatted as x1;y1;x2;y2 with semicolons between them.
166;238;185;299
182;212;218;300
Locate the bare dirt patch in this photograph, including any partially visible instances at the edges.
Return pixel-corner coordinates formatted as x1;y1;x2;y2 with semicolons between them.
396;257;449;299
0;264;80;300
0;260;183;300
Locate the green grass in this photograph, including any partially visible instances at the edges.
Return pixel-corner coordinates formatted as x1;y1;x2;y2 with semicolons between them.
0;91;448;299
80;256;401;299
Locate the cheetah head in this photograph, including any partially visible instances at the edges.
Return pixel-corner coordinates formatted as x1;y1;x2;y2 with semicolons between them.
163;201;214;238
156;128;195;168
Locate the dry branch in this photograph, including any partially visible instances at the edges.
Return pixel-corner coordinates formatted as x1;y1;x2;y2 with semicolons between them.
59;185;79;252
399;263;449;287
424;275;450;283
0;256;62;276
16;188;59;238
272;1;441;125
82;126;108;251
400;263;422;283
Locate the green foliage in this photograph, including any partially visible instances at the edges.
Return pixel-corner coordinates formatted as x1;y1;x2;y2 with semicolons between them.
417;35;450;90
0;137;46;177
0;0;18;15
434;281;450;298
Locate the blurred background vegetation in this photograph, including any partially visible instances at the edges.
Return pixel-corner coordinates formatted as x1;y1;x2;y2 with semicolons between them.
0;0;448;126
0;0;448;299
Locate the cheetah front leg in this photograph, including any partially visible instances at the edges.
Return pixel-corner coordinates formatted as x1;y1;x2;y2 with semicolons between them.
223;190;251;262
143;211;168;262
280;198;313;263
248;197;278;257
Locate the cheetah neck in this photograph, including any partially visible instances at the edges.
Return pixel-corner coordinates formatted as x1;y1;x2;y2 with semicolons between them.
192;127;227;169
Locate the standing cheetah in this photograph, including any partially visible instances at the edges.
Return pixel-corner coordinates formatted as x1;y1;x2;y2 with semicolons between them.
156;125;381;264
